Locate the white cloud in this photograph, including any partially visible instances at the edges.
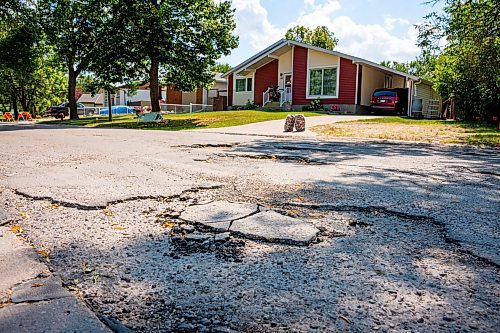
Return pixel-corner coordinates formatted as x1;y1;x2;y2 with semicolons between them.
231;0;285;50
230;0;420;63
293;0;342;28
303;0;316;7
384;17;411;31
330;16;420;62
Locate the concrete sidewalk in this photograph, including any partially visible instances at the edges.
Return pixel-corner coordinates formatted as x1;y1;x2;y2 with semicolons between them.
194;115;377;138
0;213;111;333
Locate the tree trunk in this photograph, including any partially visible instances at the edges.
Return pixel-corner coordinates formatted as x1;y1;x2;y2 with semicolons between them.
107;90;113;122
149;56;160;113
11;92;18;119
68;68;79;119
20;87;28;112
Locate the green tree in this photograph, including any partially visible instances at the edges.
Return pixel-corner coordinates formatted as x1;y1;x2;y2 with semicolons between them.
0;1;66;116
76;74;97;97
380;60;410;74
285;25;312;44
39;0;109;119
380;51;437;80
211;62;232;74
407;51;438;80
309;26;339;50
285;25;339;50
112;0;238;113
418;0;499;118
85;2;141;122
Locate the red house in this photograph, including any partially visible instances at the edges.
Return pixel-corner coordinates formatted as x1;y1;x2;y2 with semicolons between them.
223;39;435;115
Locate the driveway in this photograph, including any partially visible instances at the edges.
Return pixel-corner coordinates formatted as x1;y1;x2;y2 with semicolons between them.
195;115;377;137
0;124;498;332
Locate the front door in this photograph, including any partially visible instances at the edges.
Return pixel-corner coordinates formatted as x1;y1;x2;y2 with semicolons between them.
283;74;292;103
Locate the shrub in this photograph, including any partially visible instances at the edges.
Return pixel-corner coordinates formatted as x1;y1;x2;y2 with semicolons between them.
245;99;259;110
268;84;281;102
302;97;325;111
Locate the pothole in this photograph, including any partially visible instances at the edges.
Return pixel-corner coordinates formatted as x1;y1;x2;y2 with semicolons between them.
213;153;327;165
174;201;320;247
174;143;239;149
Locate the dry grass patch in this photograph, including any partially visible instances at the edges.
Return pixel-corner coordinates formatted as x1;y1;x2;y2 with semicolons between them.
312;117;499;147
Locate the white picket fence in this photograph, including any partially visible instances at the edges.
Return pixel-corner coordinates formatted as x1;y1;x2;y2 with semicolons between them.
160;103;213;114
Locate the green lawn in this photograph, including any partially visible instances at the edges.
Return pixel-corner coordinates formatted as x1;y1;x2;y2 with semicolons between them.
39;110;325;131
312;116;500;147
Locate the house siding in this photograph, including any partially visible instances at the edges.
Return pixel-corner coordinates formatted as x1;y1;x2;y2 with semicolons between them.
233;73;254;106
416;82;440;114
254;59;279;106
292;46;308;105
228;74;233;106
292;47;357;105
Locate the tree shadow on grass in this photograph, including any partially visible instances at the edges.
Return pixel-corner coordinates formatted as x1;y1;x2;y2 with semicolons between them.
92;118;209;131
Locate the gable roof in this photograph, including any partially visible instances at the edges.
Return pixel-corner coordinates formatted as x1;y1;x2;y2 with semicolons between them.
222;39;420;81
78;93;104;104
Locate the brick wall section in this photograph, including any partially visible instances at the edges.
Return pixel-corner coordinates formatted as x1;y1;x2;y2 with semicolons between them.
254;59;279;106
228;74;233;106
292;46;357;105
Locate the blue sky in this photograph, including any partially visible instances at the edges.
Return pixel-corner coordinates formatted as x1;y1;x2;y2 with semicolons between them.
220;0;444;66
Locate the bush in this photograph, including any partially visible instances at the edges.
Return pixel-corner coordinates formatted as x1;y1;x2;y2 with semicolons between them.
245;99;259;110
302;97;325;111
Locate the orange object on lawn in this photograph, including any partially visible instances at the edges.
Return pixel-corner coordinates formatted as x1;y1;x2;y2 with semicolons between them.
18;112;32;121
2;112;14;122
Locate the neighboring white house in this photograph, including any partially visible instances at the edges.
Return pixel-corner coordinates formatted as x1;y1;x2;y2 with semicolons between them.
77;73;227;110
78;93;104;108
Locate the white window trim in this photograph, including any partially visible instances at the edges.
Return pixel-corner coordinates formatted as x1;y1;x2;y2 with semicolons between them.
305;50;340;99
234;75;254;93
384;75;393;89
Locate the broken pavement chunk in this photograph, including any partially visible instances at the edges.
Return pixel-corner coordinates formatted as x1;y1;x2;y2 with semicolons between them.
180;201;257;224
180;201;319;245
230;210;319;245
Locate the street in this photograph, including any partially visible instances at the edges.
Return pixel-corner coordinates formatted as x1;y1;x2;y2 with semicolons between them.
0;123;499;332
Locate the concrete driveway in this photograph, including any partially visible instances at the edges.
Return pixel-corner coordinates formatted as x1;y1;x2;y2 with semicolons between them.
0;124;498;332
195;115;377;137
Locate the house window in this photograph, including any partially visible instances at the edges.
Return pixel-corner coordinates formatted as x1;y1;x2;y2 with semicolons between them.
384;75;393;88
308;67;338;97
235;78;253;92
246;78;253;91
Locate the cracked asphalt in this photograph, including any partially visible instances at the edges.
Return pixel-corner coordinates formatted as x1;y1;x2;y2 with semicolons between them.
0;123;499;332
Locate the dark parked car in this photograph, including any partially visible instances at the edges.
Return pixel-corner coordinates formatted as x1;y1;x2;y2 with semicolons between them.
47;102;86;118
370;88;407;114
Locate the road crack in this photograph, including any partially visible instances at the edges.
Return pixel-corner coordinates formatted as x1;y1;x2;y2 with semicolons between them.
287;202;500;269
14;185;221;211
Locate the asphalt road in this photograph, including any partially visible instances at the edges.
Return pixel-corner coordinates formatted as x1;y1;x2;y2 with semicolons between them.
0;123;498;332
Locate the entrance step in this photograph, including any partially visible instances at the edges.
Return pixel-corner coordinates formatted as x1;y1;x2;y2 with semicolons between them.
263;101;281;108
